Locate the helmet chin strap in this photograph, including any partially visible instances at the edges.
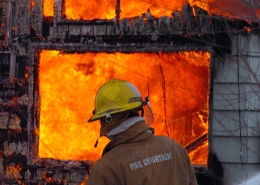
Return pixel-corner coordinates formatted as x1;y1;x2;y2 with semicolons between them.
95;112;130;147
142;96;154;125
94;133;107;148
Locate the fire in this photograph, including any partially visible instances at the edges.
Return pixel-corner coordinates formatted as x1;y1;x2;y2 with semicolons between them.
43;0;55;16
43;0;260;21
6;164;22;183
42;172;53;183
31;0;37;9
39;50;210;165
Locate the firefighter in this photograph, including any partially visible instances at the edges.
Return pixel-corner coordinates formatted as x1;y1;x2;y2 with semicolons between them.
87;79;197;185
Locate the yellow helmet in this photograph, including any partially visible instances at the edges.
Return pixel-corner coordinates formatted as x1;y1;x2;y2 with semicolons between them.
88;79;145;122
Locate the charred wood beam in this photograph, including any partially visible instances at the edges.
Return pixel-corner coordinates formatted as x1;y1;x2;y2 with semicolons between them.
116;0;121;25
185;133;208;154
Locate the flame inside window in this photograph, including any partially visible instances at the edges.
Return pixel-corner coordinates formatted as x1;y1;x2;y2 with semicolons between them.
38;51;210;165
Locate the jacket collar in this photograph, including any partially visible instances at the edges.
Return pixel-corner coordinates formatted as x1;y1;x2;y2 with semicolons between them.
102;121;154;156
106;117;145;139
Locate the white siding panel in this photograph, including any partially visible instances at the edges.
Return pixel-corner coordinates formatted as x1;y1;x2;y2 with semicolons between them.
221;163;260;185
213;83;260;110
239;56;250;83
231;34;249;56
212;137;247;163
212;110;246;136
213;84;240;110
214;55;260;84
249;34;260;56
212;111;260;137
212;137;260;163
241;56;260;83
246;137;260;163
212;33;260;185
248;57;260;83
230;34;237;56
214;56;238;83
241;111;260;136
240;84;260;110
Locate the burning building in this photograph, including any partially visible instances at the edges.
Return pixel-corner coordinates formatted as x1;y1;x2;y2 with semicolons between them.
0;0;260;184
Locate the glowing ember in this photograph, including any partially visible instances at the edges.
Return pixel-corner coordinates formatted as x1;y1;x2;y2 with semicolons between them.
31;0;37;9
42;172;52;183
39;51;210;165
6;164;22;183
43;0;260;22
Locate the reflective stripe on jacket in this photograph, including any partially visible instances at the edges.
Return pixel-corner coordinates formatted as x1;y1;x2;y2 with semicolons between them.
87;121;197;185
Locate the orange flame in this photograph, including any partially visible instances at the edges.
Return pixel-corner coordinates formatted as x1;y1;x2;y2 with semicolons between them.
39;50;210;165
30;0;37;11
6;164;22;183
43;0;260;21
31;1;36;7
42;172;53;183
44;0;55;16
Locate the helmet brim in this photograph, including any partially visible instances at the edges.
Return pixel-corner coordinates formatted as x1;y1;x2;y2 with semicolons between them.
88;102;145;122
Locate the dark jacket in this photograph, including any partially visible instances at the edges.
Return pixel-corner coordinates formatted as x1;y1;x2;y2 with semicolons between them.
87;121;197;185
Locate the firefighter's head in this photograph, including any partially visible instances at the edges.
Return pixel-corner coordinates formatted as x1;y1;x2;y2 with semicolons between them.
88;79;153;136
